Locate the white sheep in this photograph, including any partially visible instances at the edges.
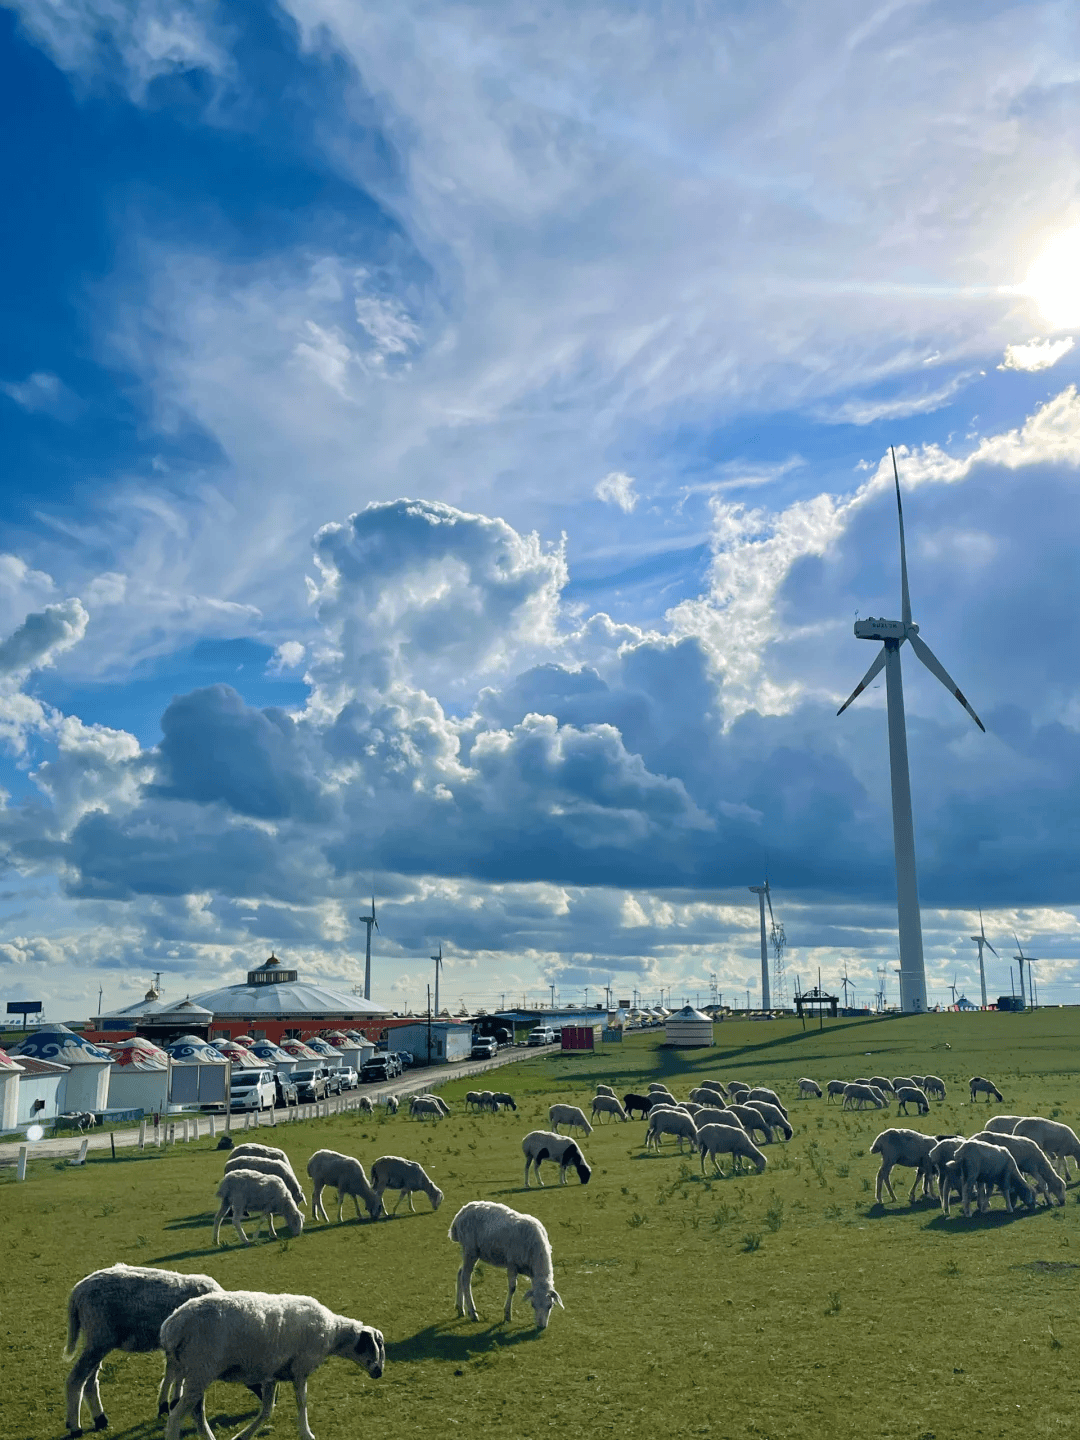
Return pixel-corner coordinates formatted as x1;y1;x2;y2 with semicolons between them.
548;1103;594;1136
927;1136;967;1207
909;1074;927;1088
943;1139;1035;1217
723;1104;773;1143
969;1076;1003;1103
983;1115;1022;1135
305;1149;382;1222
868;1076;897;1095
826;1080;847;1104
695;1123;767;1176
64;1264;222;1438
410;1097;445;1122
923;1075;947;1100
743;1100;793;1141
464;1091;484;1111
370;1155;443;1215
594;1084;617;1098
449;1200;563;1330
891;1076;916;1092
689;1086;727;1105
228;1142;291;1165
970;1130;1066;1207
644;1107;699;1153
700;1079;730;1099
746;1087;788;1119
797;1079;822;1099
726;1082;751;1099
213;1170;305;1246
491;1091;517;1111
382;1094;399;1114
522;1130;592;1186
894;1086;930;1117
356;1095;374;1115
842;1083;887;1111
160;1290;384;1440
224;1153;307;1209
647;1083;672;1093
694;1106;742;1130
1012;1117;1080;1178
869;1128;940;1204
591;1094;628;1123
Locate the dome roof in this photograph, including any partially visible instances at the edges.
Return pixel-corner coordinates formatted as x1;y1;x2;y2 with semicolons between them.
109;1036;169;1071
156;998;214;1021
279;1038;321;1059
304;1037;339;1057
10;1023;112;1065
667;1005;712;1023
191;976;388;1018
248;1039;293;1063
165;1034;228;1063
213;1041;260;1067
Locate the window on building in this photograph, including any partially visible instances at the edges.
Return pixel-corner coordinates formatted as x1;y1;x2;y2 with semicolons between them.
252;1029;267;1041
212;1030;231;1040
284;1028;301;1040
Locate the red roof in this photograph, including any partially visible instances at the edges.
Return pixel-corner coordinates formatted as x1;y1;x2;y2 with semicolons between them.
9;1055;69;1077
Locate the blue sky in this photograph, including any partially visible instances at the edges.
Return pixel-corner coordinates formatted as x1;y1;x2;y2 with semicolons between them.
2;0;1080;1019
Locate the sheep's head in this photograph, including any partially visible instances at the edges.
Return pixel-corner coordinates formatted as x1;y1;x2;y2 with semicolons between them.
347;1325;385;1378
524;1284;564;1330
430;1186;444;1210
288;1212;305;1238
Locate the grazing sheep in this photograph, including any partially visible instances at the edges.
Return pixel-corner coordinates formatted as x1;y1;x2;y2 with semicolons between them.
923;1075;947;1100
970;1131;1066;1207
160;1290;384;1440
370;1155;443;1215
224;1154;307;1209
644;1107;699;1153
594;1084;617;1099
983;1115;1022;1135
969;1076;1003;1103
228;1142;291;1166
868;1077;896;1095
842;1083;887;1111
382;1094;399;1114
927;1136;967;1207
700;1079;729;1099
689;1086;727;1105
909;1074;927;1088
213;1170;305;1246
548;1103;594;1136
944;1139;1036;1217
797;1079;822;1099
305;1149;382;1223
746;1087;788;1119
695;1123;767;1177
450;1200;563;1329
410;1097;445;1122
622;1092;654;1119
591;1094;628;1124
743;1100;793;1141
1012;1117;1080;1179
647;1083;672;1093
891;1077;916;1092
722;1103;773;1144
356;1095;374;1115
491;1092;517;1111
727;1082;751;1100
826;1080;847;1104
870;1129;940;1204
894;1086;930;1117
464;1091;484;1112
522;1130;592;1187
694;1106;742;1130
64;1264;222;1438
474;1090;497;1111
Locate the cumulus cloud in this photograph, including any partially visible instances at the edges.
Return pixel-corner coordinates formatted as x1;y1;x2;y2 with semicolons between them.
595;472;638;513
0;599;89;681
999;336;1075;372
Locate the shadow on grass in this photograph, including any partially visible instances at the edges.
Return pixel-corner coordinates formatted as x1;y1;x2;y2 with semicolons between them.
864;1198;1056;1230
386;1320;543;1364
165;1211;217;1230
101;1403;261;1440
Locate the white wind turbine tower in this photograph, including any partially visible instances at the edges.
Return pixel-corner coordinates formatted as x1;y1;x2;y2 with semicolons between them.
970;910;998;1010
838;448;986;1013
748;878;775;1009
1013;935;1037;1010
431;943;443;1018
359;895;378;1000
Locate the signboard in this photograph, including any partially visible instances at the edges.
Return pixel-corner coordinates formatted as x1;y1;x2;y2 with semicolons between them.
561;1025;596;1052
6;1000;43;1030
168;1064;228;1105
618;999;631;1009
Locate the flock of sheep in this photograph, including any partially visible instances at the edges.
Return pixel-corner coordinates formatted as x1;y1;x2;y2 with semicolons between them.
61;1063;1080;1439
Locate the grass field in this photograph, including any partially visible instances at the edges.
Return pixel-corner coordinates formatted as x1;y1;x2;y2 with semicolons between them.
4;1009;1080;1440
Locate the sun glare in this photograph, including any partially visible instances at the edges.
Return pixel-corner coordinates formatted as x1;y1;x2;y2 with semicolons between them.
1021;224;1080;329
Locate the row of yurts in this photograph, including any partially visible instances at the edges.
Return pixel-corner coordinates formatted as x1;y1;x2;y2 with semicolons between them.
0;954;411;1131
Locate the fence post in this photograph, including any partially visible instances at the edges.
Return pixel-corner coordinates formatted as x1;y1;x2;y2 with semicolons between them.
181;1119;189;1143
270;1105;276;1126
16;1146;27;1180
138;1119;147;1150
209;1115;217;1138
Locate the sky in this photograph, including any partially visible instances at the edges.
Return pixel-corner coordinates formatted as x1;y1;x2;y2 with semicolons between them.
2;0;1080;1021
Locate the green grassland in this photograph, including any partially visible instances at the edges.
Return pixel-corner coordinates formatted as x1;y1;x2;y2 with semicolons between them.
4;1010;1080;1440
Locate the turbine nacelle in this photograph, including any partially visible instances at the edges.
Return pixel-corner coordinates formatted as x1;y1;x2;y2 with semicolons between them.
854;617;910;641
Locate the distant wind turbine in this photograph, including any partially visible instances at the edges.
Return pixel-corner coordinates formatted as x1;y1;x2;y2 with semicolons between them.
359;895;378;1000
837;448;985;1013
748;878;775;1009
1013;935;1037;1010
948;973;959;1008
970;910;998;1009
431;943;443;1018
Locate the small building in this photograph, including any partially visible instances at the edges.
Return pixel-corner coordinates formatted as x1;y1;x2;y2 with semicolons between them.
391;1021;472;1066
9;1023;112;1111
104;1036;170;1114
561;1025;599;1052
12;1055;69;1124
664;1005;715;1047
0;1047;24;1130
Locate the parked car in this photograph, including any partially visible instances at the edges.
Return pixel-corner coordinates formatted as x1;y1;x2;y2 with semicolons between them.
324;1069;343;1096
527;1026;556;1047
373;1048;402;1077
360;1055;393;1083
229;1068;277;1111
471;1036;498;1060
292;1066;329;1102
274;1072;299;1108
336;1065;358;1091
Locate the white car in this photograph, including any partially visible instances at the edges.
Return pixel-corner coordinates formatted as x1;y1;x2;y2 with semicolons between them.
527;1027;556;1047
228;1068;277;1111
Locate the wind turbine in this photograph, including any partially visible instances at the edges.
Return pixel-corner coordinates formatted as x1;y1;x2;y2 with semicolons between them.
359;895;378;1000
431;943;443;1018
948;974;959;1008
748;878;775;1009
1013;935;1037;1010
837;448;985;1013
840;966;853;1009
970;910;998;1009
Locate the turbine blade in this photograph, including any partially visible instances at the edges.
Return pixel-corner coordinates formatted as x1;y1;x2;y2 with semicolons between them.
892;447;912;630
836;647;887;717
985;941;999;957
766;889;774;924
373;918;379;931
907;633;985;731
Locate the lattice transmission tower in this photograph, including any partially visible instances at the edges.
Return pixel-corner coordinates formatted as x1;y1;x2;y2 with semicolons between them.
770;919;787;1007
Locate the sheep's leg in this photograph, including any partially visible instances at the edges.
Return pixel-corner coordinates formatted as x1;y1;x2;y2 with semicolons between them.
559;1164;568;1185
312;1184;327;1223
523;1158;532;1188
289;1377;314;1440
1001;1183;1014;1214
875;1163;895;1204
458;1257;480;1321
504;1267;518;1323
907;1167;923;1205
66;1344;110;1435
165;1385;214;1440
535;1160;545;1187
392;1189;407;1215
351;1192;363;1220
231;1378;277;1440
337;1190;346;1223
408;1191;416;1212
265;1210;278;1239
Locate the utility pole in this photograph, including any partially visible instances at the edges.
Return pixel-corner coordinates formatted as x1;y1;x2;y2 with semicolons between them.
426;984;432;1065
549;982;555;1011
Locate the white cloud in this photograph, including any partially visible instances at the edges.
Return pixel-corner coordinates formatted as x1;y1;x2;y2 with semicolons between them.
595;471;638;513
269;641;306;672
999;336;1075;372
0;371;77;418
0;599;89;681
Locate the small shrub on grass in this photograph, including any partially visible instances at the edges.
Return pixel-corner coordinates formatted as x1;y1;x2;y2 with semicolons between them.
824;1291;842;1316
740;1231;763;1253
764;1196;785;1232
627;1211;648;1228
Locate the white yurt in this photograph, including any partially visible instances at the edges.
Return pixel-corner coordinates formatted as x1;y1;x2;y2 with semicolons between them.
104;1036;170;1113
9;1024;113;1111
248;1038;297;1072
0;1047;23;1130
664;1005;715;1047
